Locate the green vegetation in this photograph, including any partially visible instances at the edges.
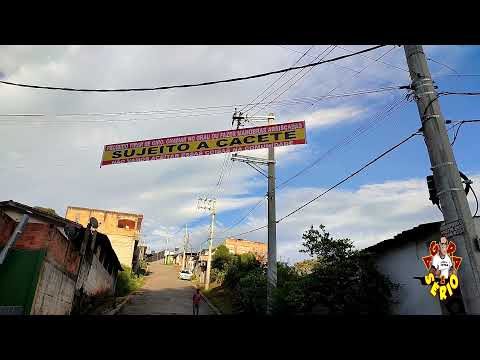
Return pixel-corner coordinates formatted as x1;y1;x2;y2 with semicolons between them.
206;225;399;315
34;207;58;216
201;285;235;314
115;265;145;297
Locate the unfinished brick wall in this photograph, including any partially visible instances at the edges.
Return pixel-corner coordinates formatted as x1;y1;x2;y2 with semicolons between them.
0;215;50;250
224;238;268;262
0;212;16;248
45;227;80;276
15;223;50;250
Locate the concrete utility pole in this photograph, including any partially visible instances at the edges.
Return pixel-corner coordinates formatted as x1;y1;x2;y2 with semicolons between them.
182;224;187;270
198;197;216;290
266;113;277;315
231;112;277;314
404;45;480;313
165;236;169;264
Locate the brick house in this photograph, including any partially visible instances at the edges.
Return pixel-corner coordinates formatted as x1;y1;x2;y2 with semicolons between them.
65;206;143;271
0;200;122;315
224;238;267;263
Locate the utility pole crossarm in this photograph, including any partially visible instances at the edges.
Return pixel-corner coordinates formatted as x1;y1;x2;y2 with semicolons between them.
231;153;275;165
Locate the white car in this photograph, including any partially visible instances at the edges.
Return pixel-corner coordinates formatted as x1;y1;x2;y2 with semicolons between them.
179;270;193;281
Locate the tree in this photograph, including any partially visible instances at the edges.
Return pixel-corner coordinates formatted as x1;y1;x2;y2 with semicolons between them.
212;244;233;270
294;259;318;276
283;225;399;314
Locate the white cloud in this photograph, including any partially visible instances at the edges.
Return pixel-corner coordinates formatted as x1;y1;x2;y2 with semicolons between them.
214;175;480;264
294;106;365;129
0;45;474;263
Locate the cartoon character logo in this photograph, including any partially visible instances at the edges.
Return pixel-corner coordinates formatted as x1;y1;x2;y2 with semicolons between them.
422;236;462;301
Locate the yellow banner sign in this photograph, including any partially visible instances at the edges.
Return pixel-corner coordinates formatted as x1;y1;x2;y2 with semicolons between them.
101;121;306;167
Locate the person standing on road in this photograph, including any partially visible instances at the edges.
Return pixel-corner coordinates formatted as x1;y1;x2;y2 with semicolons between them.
193;289;202;315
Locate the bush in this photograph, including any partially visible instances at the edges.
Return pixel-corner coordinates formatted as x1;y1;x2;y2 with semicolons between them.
288;225;399;314
208;226;398;315
115;265;145;297
236;268;267;314
211;268;227;284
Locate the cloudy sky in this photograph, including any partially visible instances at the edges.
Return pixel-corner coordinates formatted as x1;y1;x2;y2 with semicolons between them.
0;45;479;264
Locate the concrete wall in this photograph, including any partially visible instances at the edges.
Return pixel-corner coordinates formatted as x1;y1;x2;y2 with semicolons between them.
373;218;480;315
107;234;136;268
30;226;82;315
31;260;76;315
374;234;443;315
83;254;115;296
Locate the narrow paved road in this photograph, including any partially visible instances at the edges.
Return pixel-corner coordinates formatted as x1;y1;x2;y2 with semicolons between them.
119;261;211;315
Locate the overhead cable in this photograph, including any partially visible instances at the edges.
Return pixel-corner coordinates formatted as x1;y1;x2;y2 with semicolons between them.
0;45;386;93
275;95;409;191
0;86;405;121
226;130;420;238
240;45;315;114
251;45;338;116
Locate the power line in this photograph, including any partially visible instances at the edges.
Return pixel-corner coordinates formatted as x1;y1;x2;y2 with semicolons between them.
241;45;315;114
249;46;335;115
444;74;480;77
471;186;479;217
280;45;410;74
277;131;421;222
446;119;480;146
0;45;386;93
299;46;399;116
251;46;338;117
210;46;360;235
226;129;421;238
442;91;480;96
427;57;459;74
275;95;409;191
277;45;362;74
336;45;409;73
201;46;384;211
447;119;480;124
0;110;235;126
226;224;269;239
273;46;400;123
214;196;266;238
0;86;405;122
214;159;235;199
451;122;465;146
